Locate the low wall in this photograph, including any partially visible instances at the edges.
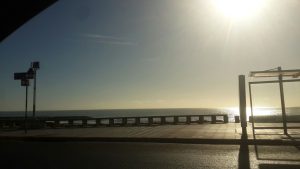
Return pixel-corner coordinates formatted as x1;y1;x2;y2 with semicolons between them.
0;114;229;129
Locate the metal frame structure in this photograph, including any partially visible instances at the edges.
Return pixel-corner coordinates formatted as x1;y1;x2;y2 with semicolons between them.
13;61;40;133
249;67;300;135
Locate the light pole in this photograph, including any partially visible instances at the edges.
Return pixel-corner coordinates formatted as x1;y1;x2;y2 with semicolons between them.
31;61;40;118
23;79;29;134
14;72;33;134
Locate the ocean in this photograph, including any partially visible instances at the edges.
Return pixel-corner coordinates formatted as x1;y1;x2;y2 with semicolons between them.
0;107;299;122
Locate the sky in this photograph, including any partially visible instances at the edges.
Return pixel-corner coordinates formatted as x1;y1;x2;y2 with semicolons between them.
1;0;300;111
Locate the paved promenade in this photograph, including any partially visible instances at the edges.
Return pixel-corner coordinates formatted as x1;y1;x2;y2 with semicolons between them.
1;123;299;144
1;123;300;169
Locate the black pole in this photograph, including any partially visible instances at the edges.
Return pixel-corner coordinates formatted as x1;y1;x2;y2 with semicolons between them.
33;70;36;117
25;85;28;134
239;75;247;138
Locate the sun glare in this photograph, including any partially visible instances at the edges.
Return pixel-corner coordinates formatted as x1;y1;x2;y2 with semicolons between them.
214;0;265;20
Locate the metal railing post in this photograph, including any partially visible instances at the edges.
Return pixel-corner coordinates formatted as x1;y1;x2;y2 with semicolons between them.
278;67;288;135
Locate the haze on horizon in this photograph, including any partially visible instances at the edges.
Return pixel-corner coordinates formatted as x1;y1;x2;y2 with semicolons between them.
0;0;300;111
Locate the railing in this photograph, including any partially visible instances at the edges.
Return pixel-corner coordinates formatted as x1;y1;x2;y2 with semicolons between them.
0;114;228;129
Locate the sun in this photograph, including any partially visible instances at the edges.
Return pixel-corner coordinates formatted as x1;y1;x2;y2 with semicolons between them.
213;0;265;20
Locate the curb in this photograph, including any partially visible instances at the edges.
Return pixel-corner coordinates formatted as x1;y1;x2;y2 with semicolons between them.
1;136;299;146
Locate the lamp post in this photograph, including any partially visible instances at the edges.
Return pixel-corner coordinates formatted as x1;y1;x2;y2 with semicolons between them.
22;79;29;134
31;61;40;117
14;62;40;133
14;72;33;134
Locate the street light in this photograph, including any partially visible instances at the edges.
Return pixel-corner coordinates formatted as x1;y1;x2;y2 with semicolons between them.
14;61;40;132
30;61;40;117
14;71;33;133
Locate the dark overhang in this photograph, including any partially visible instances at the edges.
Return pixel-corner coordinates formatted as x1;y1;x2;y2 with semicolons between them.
0;0;58;42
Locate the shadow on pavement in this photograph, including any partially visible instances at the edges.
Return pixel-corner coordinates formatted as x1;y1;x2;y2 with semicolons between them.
238;135;250;169
239;126;300;169
287;134;300;141
254;133;300;161
255;144;300;162
259;164;300;169
252;127;300;161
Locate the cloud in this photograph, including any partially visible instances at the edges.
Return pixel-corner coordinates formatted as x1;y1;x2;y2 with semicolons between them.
81;33;138;46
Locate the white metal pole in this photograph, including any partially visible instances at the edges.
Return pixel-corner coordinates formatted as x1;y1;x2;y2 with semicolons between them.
278;67;288;135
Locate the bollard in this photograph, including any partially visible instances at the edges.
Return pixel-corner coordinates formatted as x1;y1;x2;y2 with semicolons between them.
68;120;74;126
122;117;127;126
224;115;229;123
96;119;101;126
174;116;179;124
135;117;140;125
248;116;253;123
55;120;60;127
211;116;216;124
149;117;153;125
161;117;166;124
82;119;87;127
109;118;114;126
235;116;240;123
187;116;191;124
198;116;204;124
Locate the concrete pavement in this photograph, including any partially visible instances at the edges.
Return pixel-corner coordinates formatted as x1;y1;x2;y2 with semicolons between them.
0;123;299;144
1;123;300;168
